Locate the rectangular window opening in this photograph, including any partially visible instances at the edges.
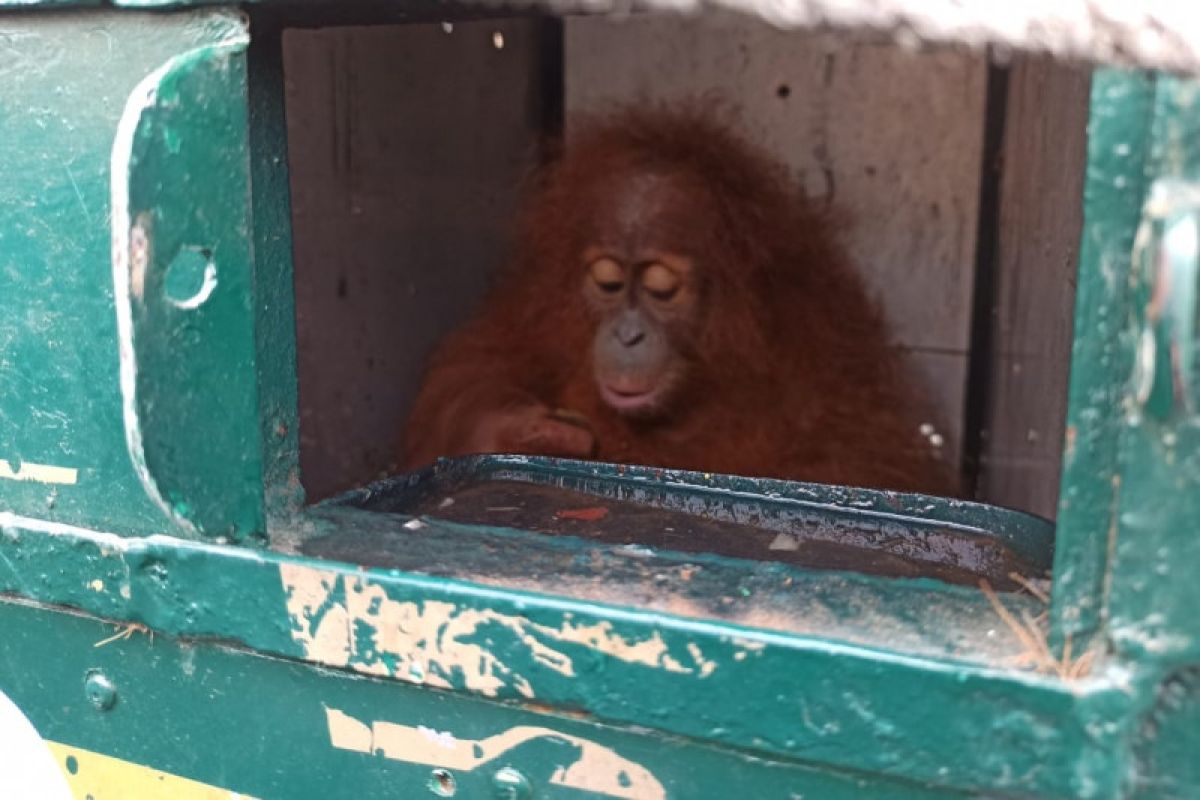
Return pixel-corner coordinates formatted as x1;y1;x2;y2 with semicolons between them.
278;14;1089;629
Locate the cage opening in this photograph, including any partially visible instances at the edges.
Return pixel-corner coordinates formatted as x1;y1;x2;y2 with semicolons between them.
279;12;1085;590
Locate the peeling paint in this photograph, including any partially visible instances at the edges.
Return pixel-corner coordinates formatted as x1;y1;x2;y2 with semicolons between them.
0;460;77;485
324;706;665;800
280;564;717;697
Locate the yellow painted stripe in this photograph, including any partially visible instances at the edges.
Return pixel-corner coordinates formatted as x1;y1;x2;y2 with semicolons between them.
44;742;258;800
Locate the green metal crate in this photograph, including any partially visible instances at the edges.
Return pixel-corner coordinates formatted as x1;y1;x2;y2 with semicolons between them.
0;4;1197;798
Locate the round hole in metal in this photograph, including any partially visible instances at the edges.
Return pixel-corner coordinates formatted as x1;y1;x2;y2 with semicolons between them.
164;246;217;309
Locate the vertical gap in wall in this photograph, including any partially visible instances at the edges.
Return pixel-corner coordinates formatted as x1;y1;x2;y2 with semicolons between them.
962;56;1010;499
535;15;565;157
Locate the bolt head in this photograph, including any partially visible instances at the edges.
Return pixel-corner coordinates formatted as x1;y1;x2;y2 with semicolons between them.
84;671;117;711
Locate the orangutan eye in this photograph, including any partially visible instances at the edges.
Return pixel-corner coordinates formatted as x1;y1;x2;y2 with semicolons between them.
589;258;625;293
641;263;681;300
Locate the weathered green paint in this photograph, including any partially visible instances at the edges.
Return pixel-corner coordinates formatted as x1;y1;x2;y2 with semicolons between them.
0;11;249;536
0;9;298;543
0;510;1134;797
1108;77;1200;665
0;601;984;799
1051;69;1157;646
119;30;267;540
1052;70;1200;794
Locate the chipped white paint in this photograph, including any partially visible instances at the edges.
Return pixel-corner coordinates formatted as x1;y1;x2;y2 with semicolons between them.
0;460;77;486
88;579;104;592
280;564;717;697
0;512;134;551
109;32;248;533
325;706;665;800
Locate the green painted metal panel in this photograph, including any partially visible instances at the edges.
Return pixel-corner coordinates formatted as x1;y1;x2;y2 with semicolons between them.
118;29;265;539
0;9;299;542
1052;69;1200;667
0;10;254;538
1051;69;1200;794
0;512;1137;797
0;599;979;799
1051;69;1156;646
1107;76;1200;666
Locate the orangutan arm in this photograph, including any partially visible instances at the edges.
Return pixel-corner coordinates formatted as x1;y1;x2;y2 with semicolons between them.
400;320;594;470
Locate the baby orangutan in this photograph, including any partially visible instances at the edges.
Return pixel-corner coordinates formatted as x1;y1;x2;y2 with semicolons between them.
401;105;958;496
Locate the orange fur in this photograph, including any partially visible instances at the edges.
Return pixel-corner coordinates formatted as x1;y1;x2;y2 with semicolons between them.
402;103;959;496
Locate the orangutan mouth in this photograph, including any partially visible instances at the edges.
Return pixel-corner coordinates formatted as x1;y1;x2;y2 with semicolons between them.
600;382;666;414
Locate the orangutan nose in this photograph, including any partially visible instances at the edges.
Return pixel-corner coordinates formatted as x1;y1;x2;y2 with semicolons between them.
614;311;646;348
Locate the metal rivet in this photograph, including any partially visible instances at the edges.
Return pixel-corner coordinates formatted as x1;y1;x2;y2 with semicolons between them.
84;671;117;711
491;767;531;799
429;768;456;797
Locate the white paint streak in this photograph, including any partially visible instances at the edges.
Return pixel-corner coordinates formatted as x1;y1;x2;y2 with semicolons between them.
324;706;665;800
0;460;77;485
0;511;265;608
280;565;718;699
108;34;247;533
0;511;266;564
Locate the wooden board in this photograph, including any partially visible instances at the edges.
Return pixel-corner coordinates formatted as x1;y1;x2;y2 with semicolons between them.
979;57;1091;518
283;21;550;500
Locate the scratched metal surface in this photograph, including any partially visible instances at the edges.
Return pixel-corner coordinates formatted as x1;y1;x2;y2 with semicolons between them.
1049;71;1157;646
0;10;299;542
1110;77;1200;797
